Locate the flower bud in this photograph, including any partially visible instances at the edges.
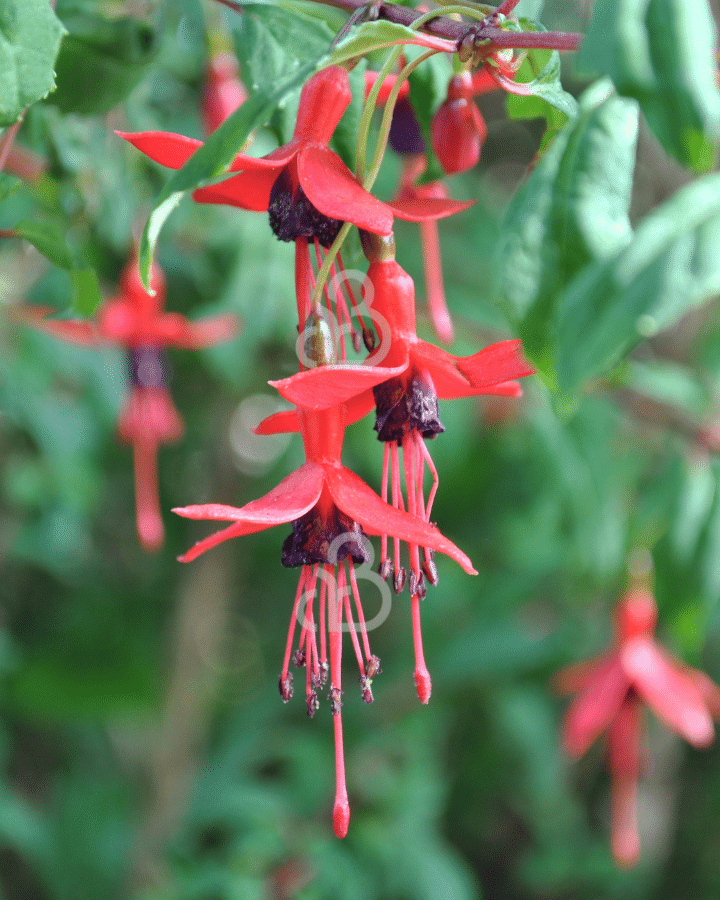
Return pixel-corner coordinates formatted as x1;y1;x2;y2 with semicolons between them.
431;73;487;175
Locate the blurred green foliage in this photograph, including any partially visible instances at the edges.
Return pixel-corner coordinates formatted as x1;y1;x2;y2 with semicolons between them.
2;1;720;899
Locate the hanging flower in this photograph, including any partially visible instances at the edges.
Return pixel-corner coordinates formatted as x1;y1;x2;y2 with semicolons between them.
174;384;476;837
555;587;720;866
120;65;471;342
256;237;532;701
18;257;237;551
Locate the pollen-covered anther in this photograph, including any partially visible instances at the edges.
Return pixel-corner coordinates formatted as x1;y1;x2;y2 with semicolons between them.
394;567;406;594
279;672;294;702
330;686;343;715
409;569;419;597
319;661;329;685
359;675;374;704
293;648;306;667
307;690;320;718
379;558;392;581
366;656;382;679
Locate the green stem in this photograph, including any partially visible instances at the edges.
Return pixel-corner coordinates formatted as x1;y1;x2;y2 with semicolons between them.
354;47;404;183
311;221;353;308
363;49;435;194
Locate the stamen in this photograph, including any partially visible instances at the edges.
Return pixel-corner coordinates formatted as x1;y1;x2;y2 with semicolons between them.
280;566;311;699
327;568;350;838
391;441;405;591
380;443;390;576
338;251;374;350
329;259;351;361
348;561;372;662
339;564;366;677
402;433;422;583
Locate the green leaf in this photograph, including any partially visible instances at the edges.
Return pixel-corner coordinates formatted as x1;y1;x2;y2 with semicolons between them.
0;171;21;200
512;23;578;121
557;172;720;391
496;82;638;381
52;14;157;114
506;36;578;154
13;220;102;315
139;60;318;288
0;0;66;125
578;0;720;172
69;267;101;317
15;219;75;270
325;20;448;69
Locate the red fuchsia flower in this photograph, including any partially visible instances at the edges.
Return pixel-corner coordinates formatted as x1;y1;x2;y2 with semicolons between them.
202;52;248;136
257;237;533;701
431;71;488;175
555;587;720;867
119;65;470;343
18;257;237;551
173;371;476;838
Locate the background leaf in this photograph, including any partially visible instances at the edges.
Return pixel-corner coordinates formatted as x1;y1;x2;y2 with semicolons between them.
0;0;66;125
557;171;720;391
496;82;638;382
578;0;720;172
51;13;158;115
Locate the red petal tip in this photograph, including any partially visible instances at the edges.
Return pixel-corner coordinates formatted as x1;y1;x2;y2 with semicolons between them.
333;797;350;838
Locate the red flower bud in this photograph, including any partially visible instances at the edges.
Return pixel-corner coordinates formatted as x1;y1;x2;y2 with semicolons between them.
431;73;488;175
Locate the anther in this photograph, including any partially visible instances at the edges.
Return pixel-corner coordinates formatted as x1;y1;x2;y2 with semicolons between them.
359;675;374;703
307;690;320;717
293;648;306;667
278;672;294;702
379;558;392;581
330;686;343;715
394;566;406;594
422;556;439;587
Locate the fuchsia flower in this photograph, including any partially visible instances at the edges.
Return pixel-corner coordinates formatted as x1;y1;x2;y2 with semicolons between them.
174;388;476;838
19;257;237;551
556;588;720;866
119;65;471;338
259;238;533;701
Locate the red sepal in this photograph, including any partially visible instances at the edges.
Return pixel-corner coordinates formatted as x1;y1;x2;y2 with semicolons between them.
175;462;326;562
325;467;477;575
298;146;394;236
621;637;715;747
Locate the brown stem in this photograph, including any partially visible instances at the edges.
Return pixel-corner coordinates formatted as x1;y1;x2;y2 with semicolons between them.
305;0;582;51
